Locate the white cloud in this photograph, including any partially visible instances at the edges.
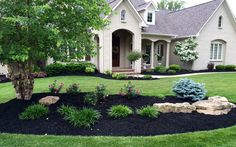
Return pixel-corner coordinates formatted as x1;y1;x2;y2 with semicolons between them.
151;0;236;16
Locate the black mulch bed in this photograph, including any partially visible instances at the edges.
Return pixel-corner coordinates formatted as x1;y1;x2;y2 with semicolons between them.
52;73;159;81
1;93;236;136
142;69;236;76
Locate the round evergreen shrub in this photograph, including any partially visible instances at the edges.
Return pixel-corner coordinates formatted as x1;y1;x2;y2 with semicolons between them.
154;66;167;73
207;62;215;71
127;51;142;62
215;65;225;71
225;65;236;71
136;106;160;118
172;78;207;101
169;64;181;72
85;67;95;73
108;105;133;118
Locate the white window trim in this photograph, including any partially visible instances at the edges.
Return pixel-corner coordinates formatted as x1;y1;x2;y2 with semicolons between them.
145;11;155;25
210;41;224;62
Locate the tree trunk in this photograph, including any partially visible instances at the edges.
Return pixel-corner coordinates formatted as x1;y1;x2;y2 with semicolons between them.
7;63;34;100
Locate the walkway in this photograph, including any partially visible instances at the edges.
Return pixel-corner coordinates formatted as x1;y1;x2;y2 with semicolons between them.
131;72;236;79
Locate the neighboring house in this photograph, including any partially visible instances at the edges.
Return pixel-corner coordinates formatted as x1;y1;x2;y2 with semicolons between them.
0;0;236;75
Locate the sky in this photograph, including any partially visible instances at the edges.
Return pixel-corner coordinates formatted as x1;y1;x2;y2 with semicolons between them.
152;0;236;16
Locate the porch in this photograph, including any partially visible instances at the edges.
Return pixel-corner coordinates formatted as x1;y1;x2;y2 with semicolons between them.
141;38;171;70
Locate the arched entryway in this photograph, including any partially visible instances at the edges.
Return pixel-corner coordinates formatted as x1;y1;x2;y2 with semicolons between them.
112;29;133;69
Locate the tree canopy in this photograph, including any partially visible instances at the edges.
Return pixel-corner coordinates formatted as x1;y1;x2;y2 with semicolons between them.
0;0;111;100
157;0;185;11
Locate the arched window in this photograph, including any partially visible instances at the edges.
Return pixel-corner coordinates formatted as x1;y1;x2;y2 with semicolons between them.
210;40;225;61
121;10;126;22
218;16;223;28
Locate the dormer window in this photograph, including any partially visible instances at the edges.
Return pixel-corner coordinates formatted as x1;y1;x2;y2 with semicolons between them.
121;10;126;22
218;16;223;28
146;11;155;25
147;12;153;23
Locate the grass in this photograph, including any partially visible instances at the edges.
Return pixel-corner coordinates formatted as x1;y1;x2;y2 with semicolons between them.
0;73;236;146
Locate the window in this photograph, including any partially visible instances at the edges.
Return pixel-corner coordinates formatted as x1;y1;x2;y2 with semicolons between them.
121;10;126;22
210;42;223;61
147;12;153;23
218;16;223;28
157;44;164;57
145;45;151;64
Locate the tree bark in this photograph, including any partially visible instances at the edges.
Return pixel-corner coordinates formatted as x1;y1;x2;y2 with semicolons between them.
7;63;34;100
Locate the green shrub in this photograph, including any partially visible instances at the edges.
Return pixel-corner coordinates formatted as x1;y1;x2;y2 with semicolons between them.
95;84;106;100
173;78;207;101
112;73;127;80
127;51;142;62
136;106;160;118
45;62;96;76
85;67;95;73
167;70;177;75
207;62;215;71
154;66;167;73
145;69;154;73
58;105;101;128
169;64;181;72
84;92;97;105
45;63;65;76
105;70;112;76
215;65;225;71
108;105;133;118
66;83;81;95
19;104;49;120
225;65;236;71
49;80;64;94
143;75;152;79
120;81;141;99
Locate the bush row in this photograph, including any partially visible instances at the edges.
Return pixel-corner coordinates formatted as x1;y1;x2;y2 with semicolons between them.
154;64;181;74
215;65;236;71
45;62;96;76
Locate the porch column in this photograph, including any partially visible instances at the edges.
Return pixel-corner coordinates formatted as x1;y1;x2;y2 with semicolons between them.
166;42;170;68
151;41;155;69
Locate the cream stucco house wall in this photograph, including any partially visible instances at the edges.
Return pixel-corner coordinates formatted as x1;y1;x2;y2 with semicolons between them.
1;0;236;75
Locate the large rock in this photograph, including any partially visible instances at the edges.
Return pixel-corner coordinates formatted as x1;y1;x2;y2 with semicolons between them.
39;96;60;106
153;102;196;113
193;96;235;115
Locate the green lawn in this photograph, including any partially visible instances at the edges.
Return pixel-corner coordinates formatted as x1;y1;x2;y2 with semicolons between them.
0;73;236;147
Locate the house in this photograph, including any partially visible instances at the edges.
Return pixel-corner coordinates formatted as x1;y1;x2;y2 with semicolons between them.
91;0;236;73
1;0;236;75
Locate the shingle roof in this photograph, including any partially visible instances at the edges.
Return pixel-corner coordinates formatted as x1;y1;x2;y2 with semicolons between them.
107;0;225;37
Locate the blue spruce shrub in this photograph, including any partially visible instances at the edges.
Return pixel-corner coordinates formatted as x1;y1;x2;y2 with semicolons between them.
172;78;207;101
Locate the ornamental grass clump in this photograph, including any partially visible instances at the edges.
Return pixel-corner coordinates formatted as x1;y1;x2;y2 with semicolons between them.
172;78;207;101
137;106;160;118
19;104;49;120
120;82;141;99
58;105;101;128
108;105;133;118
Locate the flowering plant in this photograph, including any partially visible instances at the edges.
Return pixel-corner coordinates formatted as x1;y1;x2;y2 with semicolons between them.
120;81;141;99
174;38;199;62
49;80;64;94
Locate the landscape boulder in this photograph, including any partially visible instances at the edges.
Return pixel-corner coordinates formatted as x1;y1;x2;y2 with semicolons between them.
192;96;236;115
39;96;60;106
153;102;196;113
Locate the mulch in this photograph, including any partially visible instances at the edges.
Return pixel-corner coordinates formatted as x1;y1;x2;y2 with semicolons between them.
0;93;236;136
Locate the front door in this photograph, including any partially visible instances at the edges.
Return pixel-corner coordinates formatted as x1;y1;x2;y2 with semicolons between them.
112;34;120;67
